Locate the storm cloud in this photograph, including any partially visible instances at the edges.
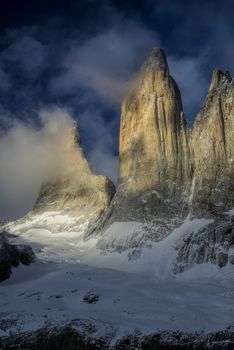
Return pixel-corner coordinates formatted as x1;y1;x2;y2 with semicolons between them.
0;0;233;219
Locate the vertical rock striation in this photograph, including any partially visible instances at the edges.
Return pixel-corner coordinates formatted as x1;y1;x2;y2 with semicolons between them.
101;48;192;234
99;48;234;250
5;47;234;270
119;48;192;194
191;69;234;214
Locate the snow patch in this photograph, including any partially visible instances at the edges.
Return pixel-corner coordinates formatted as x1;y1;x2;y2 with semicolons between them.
224;208;234;216
89;216;214;276
5;211;89;236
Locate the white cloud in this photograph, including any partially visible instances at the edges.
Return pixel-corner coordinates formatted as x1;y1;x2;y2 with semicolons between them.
0;108;78;220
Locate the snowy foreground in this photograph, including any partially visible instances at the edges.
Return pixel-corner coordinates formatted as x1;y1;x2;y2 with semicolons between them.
0;213;234;344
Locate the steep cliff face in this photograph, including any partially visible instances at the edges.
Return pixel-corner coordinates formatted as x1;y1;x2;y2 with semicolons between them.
119;49;192;194
191;69;234;214
99;49;234;252
174;216;234;273
0;231;35;282
6;47;234;265
34;126;115;213
101;48;192;235
7;125;115;234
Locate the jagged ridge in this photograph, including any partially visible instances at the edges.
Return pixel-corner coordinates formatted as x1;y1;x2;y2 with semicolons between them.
101;48;234;229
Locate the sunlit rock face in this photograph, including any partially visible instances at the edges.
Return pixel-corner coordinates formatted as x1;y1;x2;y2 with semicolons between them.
34;126;115;233
3;47;234;272
108;50;234;223
99;49;234;250
34;127;115;213
191;69;234;215
8;126;115;234
27;49;233;252
119;48;192;194
101;48;192;234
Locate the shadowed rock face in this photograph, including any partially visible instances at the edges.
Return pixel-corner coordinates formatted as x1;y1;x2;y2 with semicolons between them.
1;326;234;350
174;217;234;273
0;231;35;282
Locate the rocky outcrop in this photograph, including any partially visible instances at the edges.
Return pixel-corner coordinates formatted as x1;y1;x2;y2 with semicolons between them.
0;324;233;350
174;215;234;273
119;48;192;196
100;49;192;238
191;69;234;215
33;127;115;214
98;48;234;254
5;48;233;268
7;125;115;234
0;231;35;282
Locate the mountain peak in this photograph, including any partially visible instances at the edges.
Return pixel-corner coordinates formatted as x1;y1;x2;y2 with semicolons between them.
142;47;168;73
209;68;232;92
31;123;115;234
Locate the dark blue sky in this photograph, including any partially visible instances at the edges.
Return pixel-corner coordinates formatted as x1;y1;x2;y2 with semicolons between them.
0;0;233;181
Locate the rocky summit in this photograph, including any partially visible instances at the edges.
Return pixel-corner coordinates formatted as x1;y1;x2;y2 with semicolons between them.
5;47;234;255
100;49;234;236
34;125;115;235
101;48;192;234
6;125;115;235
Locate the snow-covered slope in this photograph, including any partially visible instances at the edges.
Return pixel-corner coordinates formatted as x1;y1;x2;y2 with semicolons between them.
1;260;233;341
1;212;234;343
4;210;234;272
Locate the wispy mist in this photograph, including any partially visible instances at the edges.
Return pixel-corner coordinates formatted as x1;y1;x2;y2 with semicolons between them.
0;108;77;220
49;21;158;104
